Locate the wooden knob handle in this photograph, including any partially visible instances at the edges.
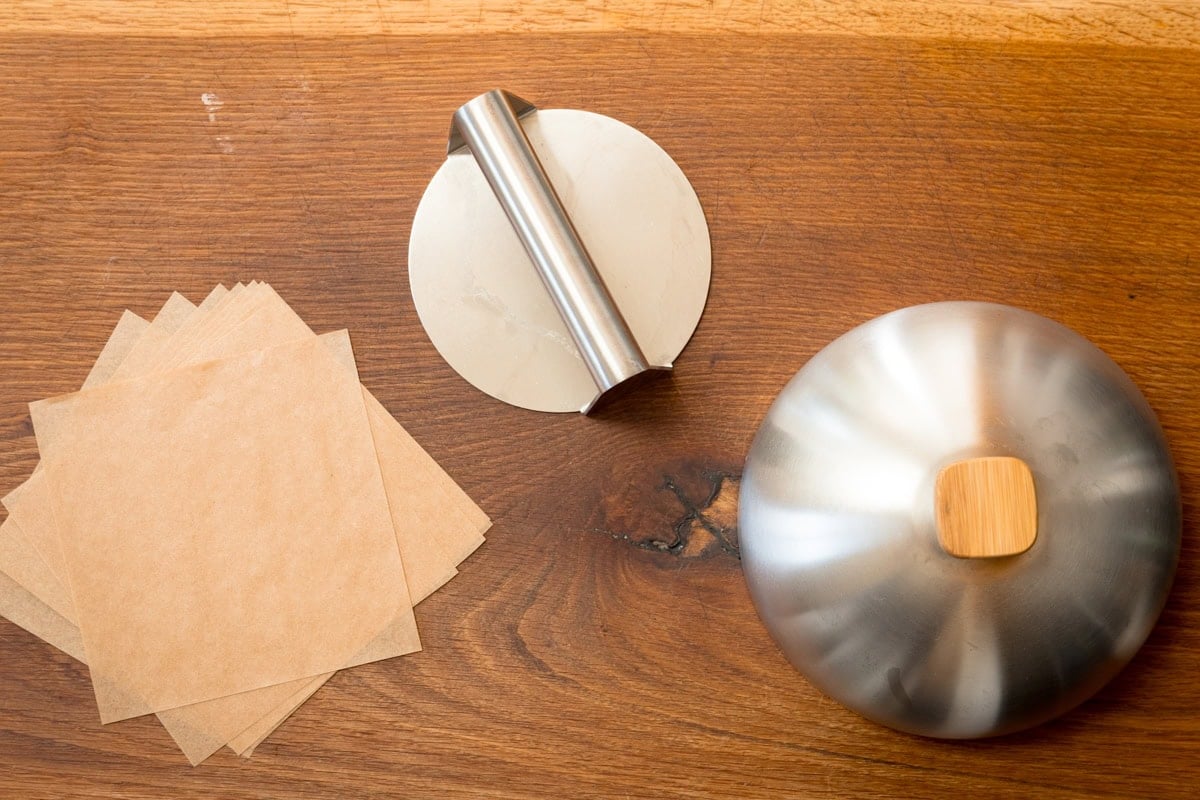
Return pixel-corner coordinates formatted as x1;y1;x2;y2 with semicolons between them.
935;456;1037;558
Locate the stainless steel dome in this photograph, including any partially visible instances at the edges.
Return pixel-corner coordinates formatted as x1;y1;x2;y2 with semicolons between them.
739;302;1180;738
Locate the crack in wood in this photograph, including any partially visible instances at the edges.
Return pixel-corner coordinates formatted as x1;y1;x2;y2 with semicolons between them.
592;468;741;560
661;469;741;560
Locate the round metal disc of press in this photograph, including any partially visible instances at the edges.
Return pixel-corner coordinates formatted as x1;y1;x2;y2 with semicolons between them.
408;109;711;412
739;302;1180;738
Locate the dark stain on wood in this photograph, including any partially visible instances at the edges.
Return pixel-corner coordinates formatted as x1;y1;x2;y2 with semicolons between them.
661;469;740;559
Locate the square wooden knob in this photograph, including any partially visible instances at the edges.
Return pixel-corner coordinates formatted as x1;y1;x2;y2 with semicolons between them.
935;456;1037;558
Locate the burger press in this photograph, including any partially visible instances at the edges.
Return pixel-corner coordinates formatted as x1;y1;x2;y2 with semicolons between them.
408;90;711;413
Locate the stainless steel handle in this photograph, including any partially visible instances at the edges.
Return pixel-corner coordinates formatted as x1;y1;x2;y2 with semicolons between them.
448;89;657;413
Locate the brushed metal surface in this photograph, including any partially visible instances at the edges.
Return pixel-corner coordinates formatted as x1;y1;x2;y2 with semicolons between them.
410;108;711;414
448;90;652;412
739;302;1180;738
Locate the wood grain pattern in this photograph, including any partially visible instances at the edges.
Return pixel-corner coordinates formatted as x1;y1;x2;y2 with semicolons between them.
936;457;1038;558
3;1;1200;47
0;25;1198;800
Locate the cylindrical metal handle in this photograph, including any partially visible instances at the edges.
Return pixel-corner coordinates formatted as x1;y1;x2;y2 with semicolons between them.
449;90;654;413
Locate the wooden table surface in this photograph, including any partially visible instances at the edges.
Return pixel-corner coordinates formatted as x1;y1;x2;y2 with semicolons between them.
1;3;1198;797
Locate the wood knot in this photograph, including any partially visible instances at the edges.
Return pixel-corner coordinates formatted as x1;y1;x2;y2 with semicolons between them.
662;469;740;559
589;460;740;560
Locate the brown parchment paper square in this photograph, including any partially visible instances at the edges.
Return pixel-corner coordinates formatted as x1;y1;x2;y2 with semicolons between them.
135;286;487;758
3;285;488;761
30;332;420;722
2;300;359;761
133;283;489;601
2;296;337;761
